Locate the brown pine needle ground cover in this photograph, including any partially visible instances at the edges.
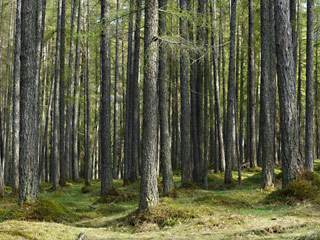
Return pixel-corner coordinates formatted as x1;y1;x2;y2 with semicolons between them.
1;161;320;239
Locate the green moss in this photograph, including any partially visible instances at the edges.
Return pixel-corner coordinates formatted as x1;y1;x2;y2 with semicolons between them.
246;167;262;173
129;203;198;228
266;171;320;204
12;198;76;222
80;184;96;194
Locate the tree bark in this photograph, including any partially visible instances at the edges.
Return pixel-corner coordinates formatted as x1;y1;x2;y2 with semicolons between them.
225;0;237;184
11;0;21;193
159;0;174;196
261;0;276;189
19;0;41;204
275;0;302;188
305;0;314;171
248;0;257;168
100;0;113;196
180;0;192;185
139;0;159;211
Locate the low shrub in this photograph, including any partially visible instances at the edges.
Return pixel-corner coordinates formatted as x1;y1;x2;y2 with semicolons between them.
12;198;76;222
266;171;320;204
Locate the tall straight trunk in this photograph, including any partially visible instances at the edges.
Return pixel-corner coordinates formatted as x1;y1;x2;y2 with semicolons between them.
100;0;113;196
195;0;204;181
189;0;199;183
212;0;225;172
65;0;77;180
248;0;257;168
72;0;82;182
19;0;41;204
275;0;302;188
131;0;141;182
203;0;209;189
123;0;135;184
315;43;319;158
239;19;245;166
52;0;61;190
225;0;237;184
290;0;297;78
139;0;159;211
113;0;120;180
159;0;174;196
180;0;192;184
59;0;66;186
12;0;21;193
297;0;302;142
305;0;314;171
261;0;276;189
84;0;91;185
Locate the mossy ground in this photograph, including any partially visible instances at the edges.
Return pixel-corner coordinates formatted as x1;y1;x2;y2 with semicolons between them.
0;161;320;239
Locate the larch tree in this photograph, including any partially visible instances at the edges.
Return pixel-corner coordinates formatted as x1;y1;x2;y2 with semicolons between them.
180;0;192;185
247;0;257;168
100;0;113;196
11;0;21;193
159;0;174;196
139;0;159;211
305;0;314;171
225;0;237;184
275;0;301;188
261;0;276;189
19;0;42;204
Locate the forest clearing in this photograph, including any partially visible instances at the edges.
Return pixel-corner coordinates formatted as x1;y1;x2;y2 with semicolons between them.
0;161;320;239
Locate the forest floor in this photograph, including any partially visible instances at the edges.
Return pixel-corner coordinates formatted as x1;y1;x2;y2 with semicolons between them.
1;162;320;239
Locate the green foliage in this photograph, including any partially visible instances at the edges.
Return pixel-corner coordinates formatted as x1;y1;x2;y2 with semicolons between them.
129;204;197;228
12;198;76;222
266;171;320;204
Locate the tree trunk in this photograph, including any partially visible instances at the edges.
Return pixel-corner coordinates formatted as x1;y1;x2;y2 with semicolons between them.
11;0;21;193
100;0;113;196
139;0;159;211
59;0;66;186
131;0;141;182
65;0;77;181
212;0;225;173
72;0;82;182
275;0;302;188
261;0;276;189
159;0;174;196
19;0;41;204
52;0;61;190
248;0;257;168
180;0;192;185
225;0;237;184
305;0;314;171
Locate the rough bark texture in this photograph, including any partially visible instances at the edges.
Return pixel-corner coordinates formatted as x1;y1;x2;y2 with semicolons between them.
212;0;225;173
113;0;119;180
84;0;91;185
225;0;237;184
305;0;314;171
261;0;276;189
72;0;82;182
19;0;40;204
59;0;66;186
52;0;61;190
180;0;192;185
65;0;77;180
139;0;159;211
159;0;174;196
123;0;134;184
12;0;21;193
247;0;257;168
131;0;141;182
275;0;302;188
100;0;113;196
